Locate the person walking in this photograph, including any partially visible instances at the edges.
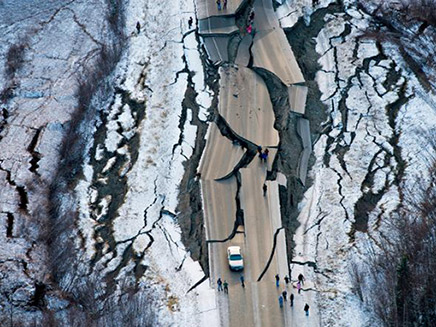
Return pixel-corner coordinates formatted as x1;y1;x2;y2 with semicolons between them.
136;22;141;34
290;293;294;307
304;303;310;316
188;17;193;29
275;274;280;287
263;149;269;161
263;184;267;196
249;9;255;22
284;275;290;285
216;0;221;10
297;280;302;294
298;273;305;285
223;280;229;294
282;289;287;301
246;24;252;35
240;275;245;288
278;295;284;308
223;0;227;10
217;278;223;291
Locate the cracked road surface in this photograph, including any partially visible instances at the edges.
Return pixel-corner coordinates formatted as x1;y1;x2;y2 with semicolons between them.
196;0;247;20
200;66;290;326
252;0;304;86
198;0;318;326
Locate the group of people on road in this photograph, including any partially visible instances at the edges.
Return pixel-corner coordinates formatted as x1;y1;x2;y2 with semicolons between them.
276;273;311;316
216;0;228;11
217;277;229;293
217;275;245;294
216;273;311;316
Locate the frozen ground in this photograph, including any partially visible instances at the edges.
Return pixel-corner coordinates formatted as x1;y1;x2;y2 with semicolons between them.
2;0;435;325
74;0;219;325
0;0;218;325
278;0;436;326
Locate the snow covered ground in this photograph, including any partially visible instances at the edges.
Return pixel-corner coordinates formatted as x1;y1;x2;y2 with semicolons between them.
0;0;218;325
278;0;436;326
74;0;219;325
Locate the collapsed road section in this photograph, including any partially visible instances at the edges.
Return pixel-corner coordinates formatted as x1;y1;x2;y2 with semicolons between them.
195;0;318;325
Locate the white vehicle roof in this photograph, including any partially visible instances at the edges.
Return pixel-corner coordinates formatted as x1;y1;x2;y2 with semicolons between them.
227;246;241;254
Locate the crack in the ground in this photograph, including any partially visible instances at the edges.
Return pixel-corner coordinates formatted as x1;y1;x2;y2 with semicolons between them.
27;127;42;175
257;227;284;282
6;212;14;238
331;167;350;222
186;274;208;293
0;164;29;214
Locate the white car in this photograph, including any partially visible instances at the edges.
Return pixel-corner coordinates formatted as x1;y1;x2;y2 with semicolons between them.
227;246;244;271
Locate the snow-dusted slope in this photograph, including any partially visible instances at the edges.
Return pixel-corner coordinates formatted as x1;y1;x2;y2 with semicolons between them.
278;1;436;326
0;0;218;325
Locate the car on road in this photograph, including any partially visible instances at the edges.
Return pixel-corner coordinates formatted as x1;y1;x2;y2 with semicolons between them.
227;246;244;271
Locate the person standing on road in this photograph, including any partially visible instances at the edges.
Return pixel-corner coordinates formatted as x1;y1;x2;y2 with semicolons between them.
282;289;287;301
240;275;245;288
260;148;269;162
284;275;290;285
297;280;302;294
275;274;280;287
304;303;310;316
188;17;193;29
223;0;227;10
263;183;267;196
298;273;305;285
246;24;253;35
223;280;229;294
217;278;223;291
136;22;141;34
278;295;284;308
249;9;255;23
290;293;294;307
216;0;221;10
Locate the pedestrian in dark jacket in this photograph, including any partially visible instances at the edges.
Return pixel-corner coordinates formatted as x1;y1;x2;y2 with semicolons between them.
223;0;227;9
290;293;294;307
298;273;305;285
223;280;229;293
284;275;290;284
240;275;245;288
188;17;193;29
216;0;221;10
278;295;284;308
282;289;287;301
136;22;141;34
217;278;223;291
263;184;267;196
304;303;310;316
275;274;280;287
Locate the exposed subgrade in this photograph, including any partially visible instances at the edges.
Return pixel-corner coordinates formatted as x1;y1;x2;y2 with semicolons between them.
87;88;146;270
176;17;222;272
351;76;411;237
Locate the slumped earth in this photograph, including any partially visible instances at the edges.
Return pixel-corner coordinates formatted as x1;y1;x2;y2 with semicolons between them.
0;0;435;326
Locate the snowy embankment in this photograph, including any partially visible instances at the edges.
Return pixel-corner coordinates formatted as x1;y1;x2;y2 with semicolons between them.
75;0;218;325
278;1;436;326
